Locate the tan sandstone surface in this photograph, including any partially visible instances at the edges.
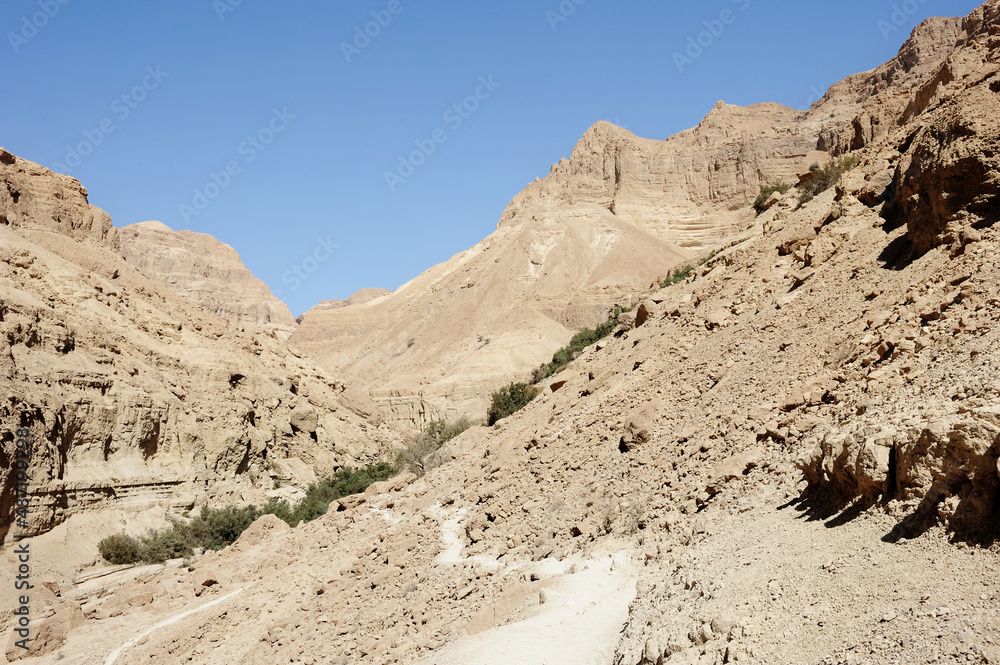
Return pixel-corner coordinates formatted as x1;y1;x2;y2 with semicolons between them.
118;221;297;337
290;13;972;430
5;3;1000;664
0;150;400;548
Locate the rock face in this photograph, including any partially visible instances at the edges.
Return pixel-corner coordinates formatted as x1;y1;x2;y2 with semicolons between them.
499;108;818;248
295;288;392;324
292;205;695;429
8;4;1000;665
119;221;297;336
812;16;966;154
0;147;117;248
290;15;971;430
0;154;398;542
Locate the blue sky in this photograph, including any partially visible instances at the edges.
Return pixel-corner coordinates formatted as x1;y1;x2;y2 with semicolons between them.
1;0;985;315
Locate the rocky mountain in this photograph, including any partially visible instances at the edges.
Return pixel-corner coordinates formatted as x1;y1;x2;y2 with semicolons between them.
295;288;392;324
119;221;297;337
4;3;1000;664
0;152;398;544
290;14;971;430
9;3;1000;663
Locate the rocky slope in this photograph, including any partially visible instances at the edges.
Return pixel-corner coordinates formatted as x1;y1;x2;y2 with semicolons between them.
291;14;970;430
292;202;695;429
7;3;1000;664
0;151;399;547
119;221;297;337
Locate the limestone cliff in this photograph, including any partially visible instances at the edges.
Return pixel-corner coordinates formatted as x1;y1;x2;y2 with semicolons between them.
0;154;397;542
119;221;297;337
289;16;967;430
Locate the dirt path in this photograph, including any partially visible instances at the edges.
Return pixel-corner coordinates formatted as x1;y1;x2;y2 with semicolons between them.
417;550;637;665
102;585;251;665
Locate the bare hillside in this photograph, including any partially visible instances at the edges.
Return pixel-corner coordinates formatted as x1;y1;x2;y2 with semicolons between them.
291;16;968;430
8;3;1000;664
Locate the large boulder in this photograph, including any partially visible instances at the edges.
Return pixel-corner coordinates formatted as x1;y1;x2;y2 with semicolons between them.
895;84;1000;256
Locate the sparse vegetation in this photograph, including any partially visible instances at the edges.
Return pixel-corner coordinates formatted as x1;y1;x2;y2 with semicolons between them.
97;461;398;565
487;382;540;425
753;182;793;216
97;533;145;565
396;418;474;476
796;155;857;208
531;304;635;384
660;264;694;288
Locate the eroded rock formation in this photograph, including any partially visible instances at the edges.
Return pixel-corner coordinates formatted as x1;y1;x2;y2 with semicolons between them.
0;154;397;542
119;221;297;336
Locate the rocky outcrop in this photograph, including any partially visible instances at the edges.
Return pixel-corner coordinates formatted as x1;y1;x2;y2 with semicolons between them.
812;16;966;154
801;409;1000;535
291;15;980;430
119;221;297;336
0;153;398;542
499;106;816;248
292;208;695;429
296;288;392;324
0;148;117;248
10;5;1000;664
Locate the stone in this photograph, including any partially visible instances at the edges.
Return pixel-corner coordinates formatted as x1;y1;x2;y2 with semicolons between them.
119;221;297;337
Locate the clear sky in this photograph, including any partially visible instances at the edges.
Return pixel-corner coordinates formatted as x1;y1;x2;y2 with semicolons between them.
1;0;985;315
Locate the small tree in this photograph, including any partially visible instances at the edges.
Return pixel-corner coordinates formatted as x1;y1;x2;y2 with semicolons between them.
98;534;143;565
396;418;474;476
753;182;792;216
487;383;539;425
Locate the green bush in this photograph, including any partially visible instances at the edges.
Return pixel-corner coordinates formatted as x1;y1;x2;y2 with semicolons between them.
98;461;400;564
396;418;474;476
198;505;261;550
487;382;539;425
531;305;634;384
98;533;144;565
150;527;194;559
796;155;857;208
279;462;399;526
753;182;792;216
660;264;694;288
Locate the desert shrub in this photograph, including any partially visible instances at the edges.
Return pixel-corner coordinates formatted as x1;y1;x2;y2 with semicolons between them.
260;497;294;525
796;155;857;208
98;533;144;565
660;264;694;288
98;461;400;564
198;504;262;550
150;528;195;559
487;382;539;425
396;418;474;476
284;462;399;525
531;305;635;384
753;182;792;216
